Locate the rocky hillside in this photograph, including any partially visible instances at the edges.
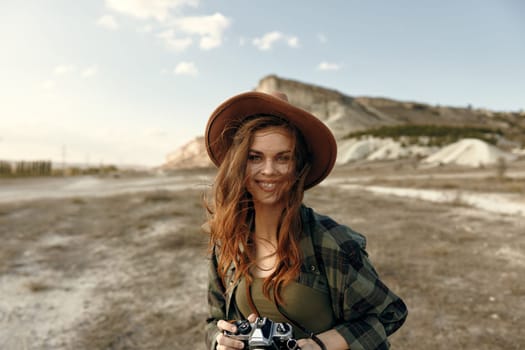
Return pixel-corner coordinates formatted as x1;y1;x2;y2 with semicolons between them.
162;75;524;169
160;136;212;170
256;75;524;140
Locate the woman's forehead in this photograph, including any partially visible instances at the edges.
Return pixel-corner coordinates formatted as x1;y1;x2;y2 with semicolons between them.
251;127;294;149
253;125;293;138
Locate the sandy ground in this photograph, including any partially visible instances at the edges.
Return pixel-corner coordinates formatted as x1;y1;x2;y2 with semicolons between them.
0;161;524;349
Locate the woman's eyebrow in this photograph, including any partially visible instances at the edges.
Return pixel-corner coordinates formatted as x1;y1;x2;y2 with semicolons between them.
248;149;292;155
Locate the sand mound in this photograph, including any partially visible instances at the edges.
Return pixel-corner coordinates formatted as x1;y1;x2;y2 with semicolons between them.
337;138;383;163
336;137;436;164
422;138;517;167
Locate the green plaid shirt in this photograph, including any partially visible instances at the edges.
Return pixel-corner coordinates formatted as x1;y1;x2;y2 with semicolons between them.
206;205;407;350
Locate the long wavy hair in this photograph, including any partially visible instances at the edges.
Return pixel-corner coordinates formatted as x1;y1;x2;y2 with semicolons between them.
206;115;311;305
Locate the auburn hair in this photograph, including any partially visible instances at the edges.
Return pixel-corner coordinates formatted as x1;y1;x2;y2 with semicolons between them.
206;115;311;305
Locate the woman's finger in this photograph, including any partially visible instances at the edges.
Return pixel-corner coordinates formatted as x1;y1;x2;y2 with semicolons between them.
217;319;237;333
297;338;320;350
216;332;245;349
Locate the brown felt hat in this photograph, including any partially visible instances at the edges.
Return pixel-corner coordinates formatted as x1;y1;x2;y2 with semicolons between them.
204;91;337;189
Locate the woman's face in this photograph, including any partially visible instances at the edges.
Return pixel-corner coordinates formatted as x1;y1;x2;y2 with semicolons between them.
245;126;294;208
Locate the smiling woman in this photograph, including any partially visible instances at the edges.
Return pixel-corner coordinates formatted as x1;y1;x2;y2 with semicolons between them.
203;91;408;350
245;126;295;207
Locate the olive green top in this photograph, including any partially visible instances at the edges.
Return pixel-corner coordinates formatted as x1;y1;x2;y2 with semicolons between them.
235;276;335;339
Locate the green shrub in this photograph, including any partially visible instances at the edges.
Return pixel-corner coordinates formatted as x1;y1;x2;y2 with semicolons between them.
343;124;502;146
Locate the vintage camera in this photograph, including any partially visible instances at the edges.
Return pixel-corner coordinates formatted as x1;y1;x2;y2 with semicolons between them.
225;317;299;350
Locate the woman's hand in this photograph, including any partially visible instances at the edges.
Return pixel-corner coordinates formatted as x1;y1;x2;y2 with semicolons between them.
297;338;322;350
297;329;349;350
215;314;257;350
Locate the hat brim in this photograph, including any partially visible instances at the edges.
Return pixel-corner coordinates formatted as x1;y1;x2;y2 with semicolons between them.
205;92;337;190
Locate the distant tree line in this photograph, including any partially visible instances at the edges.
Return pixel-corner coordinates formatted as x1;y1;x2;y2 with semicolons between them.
344;124;502;146
0;160;52;177
65;165;119;176
0;161;119;177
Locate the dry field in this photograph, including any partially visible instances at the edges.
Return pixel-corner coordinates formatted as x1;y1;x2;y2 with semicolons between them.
0;161;524;350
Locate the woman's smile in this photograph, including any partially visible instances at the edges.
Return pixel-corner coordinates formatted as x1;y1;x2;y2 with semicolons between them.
245;127;294;207
256;180;277;191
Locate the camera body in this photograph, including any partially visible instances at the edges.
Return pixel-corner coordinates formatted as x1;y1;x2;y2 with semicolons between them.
225;317;298;350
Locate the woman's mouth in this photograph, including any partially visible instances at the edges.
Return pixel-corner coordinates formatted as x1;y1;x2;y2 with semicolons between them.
257;181;277;192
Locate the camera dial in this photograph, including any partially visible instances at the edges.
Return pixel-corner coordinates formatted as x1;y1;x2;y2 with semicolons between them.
237;320;252;335
276;323;291;334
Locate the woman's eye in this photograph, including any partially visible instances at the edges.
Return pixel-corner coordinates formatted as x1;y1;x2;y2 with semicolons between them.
248;154;262;161
276;155;291;163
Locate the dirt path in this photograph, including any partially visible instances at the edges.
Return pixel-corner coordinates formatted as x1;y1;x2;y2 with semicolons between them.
0;169;524;349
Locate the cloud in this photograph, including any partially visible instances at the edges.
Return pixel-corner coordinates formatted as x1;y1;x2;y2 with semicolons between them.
253;31;282;51
174;61;198;76
287;36;299;48
156;13;230;51
157;29;193;51
105;0;199;22
54;64;76;75
252;31;299;51
105;1;228;52
317;62;342;71
81;65;98;78
97;15;119;30
173;13;230;50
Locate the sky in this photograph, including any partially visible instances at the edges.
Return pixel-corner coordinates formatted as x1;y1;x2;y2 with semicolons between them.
1;0;524;167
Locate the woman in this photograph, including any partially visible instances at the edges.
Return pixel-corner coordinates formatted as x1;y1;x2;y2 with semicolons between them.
204;91;407;350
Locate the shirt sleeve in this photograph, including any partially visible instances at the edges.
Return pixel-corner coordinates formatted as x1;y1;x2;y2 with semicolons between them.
205;251;227;350
331;241;408;350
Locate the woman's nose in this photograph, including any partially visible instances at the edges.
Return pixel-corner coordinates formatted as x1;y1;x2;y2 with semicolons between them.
261;159;277;175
